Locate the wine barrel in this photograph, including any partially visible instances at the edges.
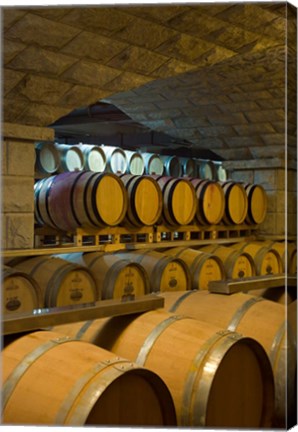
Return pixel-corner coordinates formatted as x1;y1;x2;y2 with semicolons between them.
101;146;128;174
34;171;128;231
116;250;191;293
52;310;274;428
78;144;106;172
57;252;150;301
143;153;164;175
220;181;248;225
9;256;98;307
35;142;59;175
190;178;225;225
179;157;196;177
215;163;228;182
159;289;296;427
55;143;84;172
2;330;176;426
196;159;216;180
160;155;182;177
231;242;283;275
200;244;256;279
247;287;297;305
244;183;268;225
119;174;162;227
125;150;145;175
153;176;197;226
2;266;43;315
263;241;297;274
162;247;225;290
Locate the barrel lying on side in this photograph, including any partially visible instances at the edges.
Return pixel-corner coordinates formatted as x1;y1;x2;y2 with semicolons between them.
263;240;297;274
244;183;268;225
159;290;296;428
143;153;164;175
190;178;225;225
9;256;98;308
2;330;177;426
52;310;275;428
2;265;43;315
231;242;283;275
179;157;196;177
35;142;59;176
55;143;84;172
162;247;225;290
78;144;107;172
101;146;128;174
160;155;182;177
220;181;248;225
58;252;150;301
116;250;191;293
125;150;145;175
34;171;128;231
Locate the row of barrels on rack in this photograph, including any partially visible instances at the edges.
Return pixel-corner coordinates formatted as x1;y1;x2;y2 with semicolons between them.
35;142;227;181
34;171;268;232
3;290;296;427
3;241;296;316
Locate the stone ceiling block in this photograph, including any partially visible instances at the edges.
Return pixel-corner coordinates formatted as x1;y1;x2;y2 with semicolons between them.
61;60;122;87
4;69;25;96
3;97;29;123
103;72;152;93
168;9;225;37
151;58;197;79
2;8;27;30
120;5;188;23
3;38;26;64
57;85;109;108
5;12;80;49
203;26;259;52
17;103;71;126
25;7;72;20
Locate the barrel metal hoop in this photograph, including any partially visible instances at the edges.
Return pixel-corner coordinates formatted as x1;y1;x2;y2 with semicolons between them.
55;357;127;425
227;296;265;332
45;262;75;308
196;180;210;225
75;320;94;340
164;179;179;226
136;315;186;366
2;336;72;412
44;176;61;229
168;290;198;313
223;182;233;224
127;176;142;225
269;321;286;369
70;170;89;227
180;330;238;426
83;171;102;227
34;180;45;225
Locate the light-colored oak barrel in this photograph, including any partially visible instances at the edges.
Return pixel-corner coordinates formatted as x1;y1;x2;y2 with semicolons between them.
101;145;128;174
57;252;150;301
179;157;196;177
244;183;268;224
34;171;128;231
158;289;295;427
160;155;182;177
220;181;248;225
200;244;256;279
124;150;145;175
35;142;59;175
231;242;283;275
196;159;216;180
152;175;197;226
247;287;297;305
78;144;106;172
190;178;225;225
215;163;228;182
119;174;163;227
55;143;84;172
2;330;176;426
162;247;226;290
2;266;43;315
263;241;297;274
52;310;274;428
9;256;98;307
143;152;164;175
116;250;191;293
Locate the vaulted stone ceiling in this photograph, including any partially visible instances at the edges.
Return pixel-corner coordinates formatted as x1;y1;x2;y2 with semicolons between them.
3;3;296;160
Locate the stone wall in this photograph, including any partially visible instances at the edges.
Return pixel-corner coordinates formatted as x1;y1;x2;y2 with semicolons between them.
1;123;53;249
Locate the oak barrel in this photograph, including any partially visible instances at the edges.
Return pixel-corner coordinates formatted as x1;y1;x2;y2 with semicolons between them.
190;178;225;225
162;247;225;290
247;286;297;305
215;163;228;181
143;152;164;175
2;265;43;315
220;181;248;225
231;242;283;275
52;310;274;428
9;256;98;307
179;157;196;177
153;175;197;226
35;142;59;175
101;145;128;174
55;143;84;172
119;174;163;227
200;244;256;279
159;290;295;427
2;330;176;426
116;249;191;293
34;171;128;231
78;144;106;172
125;150;145;175
196;159;216;180
263;241;297;274
160;155;182;177
244;183;268;224
57;252;150;301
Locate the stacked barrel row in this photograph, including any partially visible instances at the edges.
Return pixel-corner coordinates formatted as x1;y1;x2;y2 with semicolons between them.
35;142;227;180
34;171;268;232
3;241;295;316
